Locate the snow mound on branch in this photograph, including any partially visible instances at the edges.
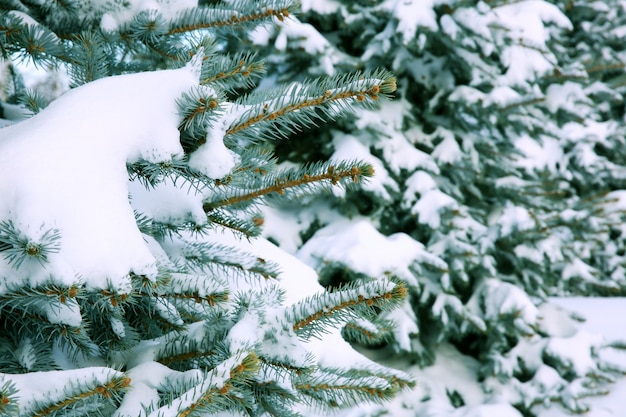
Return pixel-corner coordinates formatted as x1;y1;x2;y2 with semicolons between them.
98;0;198;31
0;62;202;291
298;218;446;289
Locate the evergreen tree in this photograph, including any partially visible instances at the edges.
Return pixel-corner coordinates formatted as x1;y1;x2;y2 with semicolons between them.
0;1;414;416
254;1;626;416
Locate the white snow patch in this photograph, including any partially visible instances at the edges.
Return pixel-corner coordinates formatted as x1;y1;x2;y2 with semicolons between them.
432;134;462;164
497;205;536;236
331;132;397;199
188;125;239;179
514;135;564;173
298;218;439;288
403;170;438;204
0;64;204;291
411;189;458;228
99;0;197;32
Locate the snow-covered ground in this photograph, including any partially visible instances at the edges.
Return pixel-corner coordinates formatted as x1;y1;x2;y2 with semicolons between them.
539;298;626;417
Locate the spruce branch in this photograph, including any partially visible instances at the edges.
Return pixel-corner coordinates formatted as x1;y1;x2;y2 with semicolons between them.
206;209;264;238
201;51;265;90
177;86;223;138
203;161;375;211
225;71;397;140
30;374;130;417
160;351;259;417
156;344;219;367
1;15;65;65
162;273;230;306
127;158;214;193
258;354;315;379
0;380;18;416
287;279;407;339
18;88;48;114
342;318;396;347
252;381;300;416
66;32;110;85
167;1;297;35
0;220;62;269
126;10;169;44
294;368;399;408
152;325;231;370
180;241;281;280
0;283;81;311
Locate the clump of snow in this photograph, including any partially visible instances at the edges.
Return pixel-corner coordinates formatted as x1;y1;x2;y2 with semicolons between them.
544;82;592;115
432;134;463;164
298;218;446;289
545;331;603;377
491;1;571;85
98;0;197;32
0;60;204;291
403;170;438;204
411;189;458;228
514;135;565;174
187;126;239;179
389;0;438;43
495;205;536;236
353;101;439;175
300;0;341;14
440;14;461;41
384;300;419;352
454;403;523;417
273;16;330;55
483;86;523;108
468;279;539;326
129;178;207;226
449;86;486;105
331;132;397;200
251;16;338;75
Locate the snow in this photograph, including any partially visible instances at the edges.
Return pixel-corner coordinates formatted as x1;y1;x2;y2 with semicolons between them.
473;279;539;325
252;16;337;75
545;331;603;377
514;135;564;174
497;205;536;236
300;0;341;14
449;86;486;105
187;104;239;179
411;189;458;228
5;367;125;414
128;178;207;226
404;170;438;204
391;0;437;43
339;297;626;417
0;56;210;293
440;14;461;41
3;2;626;416
0;55;239;292
545;82;592;115
432;134;463;164
562;258;599;284
331;132;397;200
484;86;523;108
536;298;626;417
354;101;439;175
98;0;197;32
274;17;330;55
298;218;442;289
454;404;523;417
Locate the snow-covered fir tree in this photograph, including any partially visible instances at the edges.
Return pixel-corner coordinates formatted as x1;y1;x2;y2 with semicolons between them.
251;1;626;416
0;1;415;416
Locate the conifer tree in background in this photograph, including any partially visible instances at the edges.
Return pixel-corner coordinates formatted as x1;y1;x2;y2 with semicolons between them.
253;1;626;416
0;1;414;415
